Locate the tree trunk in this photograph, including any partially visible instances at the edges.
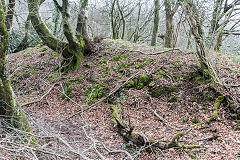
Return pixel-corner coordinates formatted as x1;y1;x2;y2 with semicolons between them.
117;0;125;40
164;0;175;48
28;0;85;73
111;0;117;39
76;0;95;55
53;2;60;37
0;2;32;132
214;31;223;51
14;0;45;53
151;0;160;46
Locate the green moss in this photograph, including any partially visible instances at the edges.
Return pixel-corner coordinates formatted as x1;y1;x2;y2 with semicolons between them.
192;117;199;124
47;73;59;81
169;86;177;92
183;117;187;122
39;46;47;52
110;105;119;125
156;74;163;80
190;96;197;102
158;68;164;75
135;64;142;69
84;83;105;104
75;76;83;84
24;51;32;57
169;95;179;102
209;96;224;122
103;95;115;104
125;81;135;88
111;54;129;61
118;61;128;68
209;83;215;89
149;84;177;98
136;83;144;90
174;75;180;81
151;87;165;97
139;74;149;84
135;74;150;90
149;81;154;88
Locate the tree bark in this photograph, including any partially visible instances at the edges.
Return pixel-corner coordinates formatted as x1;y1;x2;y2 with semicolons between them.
164;0;179;48
151;0;160;46
0;2;32;132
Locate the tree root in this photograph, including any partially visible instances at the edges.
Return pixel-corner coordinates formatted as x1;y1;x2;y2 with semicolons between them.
110;105;201;152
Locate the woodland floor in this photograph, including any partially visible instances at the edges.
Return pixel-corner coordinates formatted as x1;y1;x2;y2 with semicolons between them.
4;39;240;160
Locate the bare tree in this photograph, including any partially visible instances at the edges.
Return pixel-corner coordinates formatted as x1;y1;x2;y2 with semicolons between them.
208;0;240;51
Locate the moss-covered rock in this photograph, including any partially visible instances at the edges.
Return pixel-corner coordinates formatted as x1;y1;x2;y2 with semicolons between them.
124;74;150;90
139;74;149;84
149;83;177;98
169;95;179;102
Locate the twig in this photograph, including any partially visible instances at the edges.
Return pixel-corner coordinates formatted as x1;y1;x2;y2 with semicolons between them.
152;110;166;125
101;142;134;160
21;83;58;107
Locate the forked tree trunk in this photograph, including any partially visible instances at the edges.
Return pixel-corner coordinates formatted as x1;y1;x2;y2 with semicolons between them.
28;0;85;73
0;2;32;132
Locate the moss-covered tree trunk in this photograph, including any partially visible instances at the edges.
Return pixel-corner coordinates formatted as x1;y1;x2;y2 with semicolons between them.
14;0;45;53
0;2;32;131
76;0;95;55
28;0;85;73
151;0;160;46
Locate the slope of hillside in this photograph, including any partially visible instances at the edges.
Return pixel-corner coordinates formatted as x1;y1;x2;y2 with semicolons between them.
4;39;240;159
